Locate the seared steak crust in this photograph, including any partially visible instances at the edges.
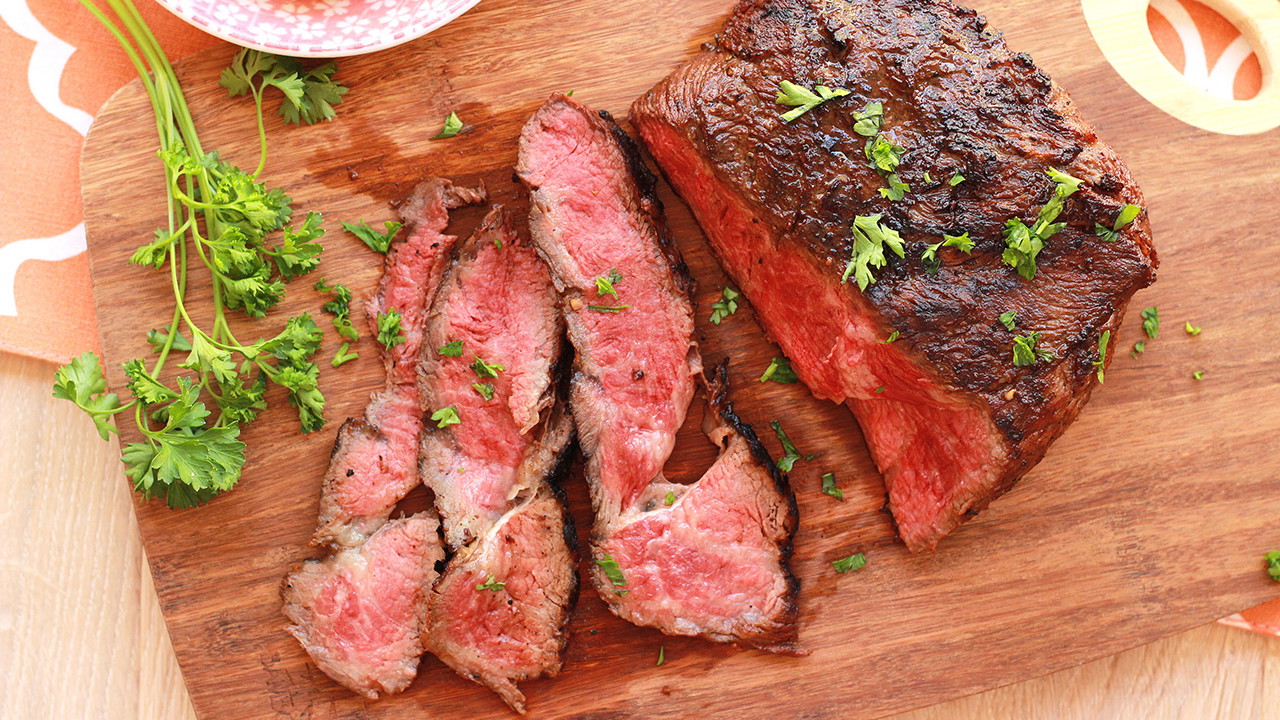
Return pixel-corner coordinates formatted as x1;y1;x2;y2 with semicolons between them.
518;94;801;652
631;0;1156;550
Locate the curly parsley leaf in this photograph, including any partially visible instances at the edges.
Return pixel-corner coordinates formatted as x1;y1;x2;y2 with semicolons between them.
709;286;740;325
314;278;358;342
438;340;464;357
769;420;806;472
841;214;905;291
759;356;798;384
922;232;974;273
594;268;623;298
1141;306;1159;339
122;377;246;509
475;574;505;592
998;311;1017;332
472;382;495;401
595;554;629;595
1092;330;1110;383
821;472;843;500
776;80;851;122
376;309;406;350
123;359;178;405
220;50;348;125
265;211;324;280
432;111;464;139
851;101;884;137
833;552;867;574
52;352;124;441
431;406;461;428
1012;331;1055;367
470;356;505;379
343;219;402;254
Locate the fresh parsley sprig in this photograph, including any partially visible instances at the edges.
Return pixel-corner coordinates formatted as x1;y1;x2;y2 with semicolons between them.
709;286;739;325
343;219;402;254
56;0;339;508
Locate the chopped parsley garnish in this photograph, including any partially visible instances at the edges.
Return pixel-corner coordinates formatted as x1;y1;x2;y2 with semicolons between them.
949;172;965;186
923;171;934;184
314;278;358;342
431;406;461;428
473;382;495;400
657;646;666;666
375;309;406;349
1266;550;1280;582
475;574;505;592
438;340;464;357
880;173;911;201
851;101;884;136
833;552;867;574
769;420;806;472
1185;321;1201;336
470;357;505;378
840;214;905;291
664;490;676;506
864;134;904;174
1012;331;1055;367
342;219;402;254
821;472;843;500
595;268;623;298
875;385;885;393
1095;203;1142;242
432;111;463;139
775;80;851;122
1092;330;1110;383
1001;168;1082;280
331;342;359;368
1192;370;1206;380
709;286;740;325
998;310;1017;331
1131;341;1146;357
595;555;629;595
588;304;631;313
1141;306;1159;339
759;356;799;384
878;330;900;344
921;231;974;272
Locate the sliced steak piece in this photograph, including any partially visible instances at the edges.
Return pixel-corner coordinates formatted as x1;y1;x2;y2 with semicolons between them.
286;177;483;698
418;207;566;547
282;515;442;699
417;206;577;711
517;94;800;653
630;0;1157;551
426;482;577;713
315;178;487;549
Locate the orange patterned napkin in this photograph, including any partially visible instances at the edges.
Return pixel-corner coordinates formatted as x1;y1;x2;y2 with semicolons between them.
0;0;1274;635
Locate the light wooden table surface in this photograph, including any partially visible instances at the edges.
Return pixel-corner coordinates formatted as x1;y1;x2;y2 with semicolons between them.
2;350;1276;720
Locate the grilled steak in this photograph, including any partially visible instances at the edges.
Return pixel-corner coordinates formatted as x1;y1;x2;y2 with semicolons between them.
282;515;441;699
285;178;483;698
417;206;577;711
630;0;1157;551
315;178;487;549
518;94;801;653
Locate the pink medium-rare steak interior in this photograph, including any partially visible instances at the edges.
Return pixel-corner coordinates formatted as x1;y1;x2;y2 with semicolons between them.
286;177;484;698
630;0;1156;551
518;93;800;653
418;207;566;548
427;484;577;713
416;205;578;711
282;515;442;699
517;95;700;518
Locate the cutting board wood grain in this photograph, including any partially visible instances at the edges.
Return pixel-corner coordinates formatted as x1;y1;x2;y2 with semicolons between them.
79;0;1280;717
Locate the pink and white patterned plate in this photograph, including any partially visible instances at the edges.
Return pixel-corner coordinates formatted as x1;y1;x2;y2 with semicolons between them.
154;0;482;58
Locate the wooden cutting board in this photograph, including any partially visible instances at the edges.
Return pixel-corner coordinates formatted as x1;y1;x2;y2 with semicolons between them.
80;0;1280;717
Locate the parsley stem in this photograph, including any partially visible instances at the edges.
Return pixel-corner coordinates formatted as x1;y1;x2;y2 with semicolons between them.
250;85;269;179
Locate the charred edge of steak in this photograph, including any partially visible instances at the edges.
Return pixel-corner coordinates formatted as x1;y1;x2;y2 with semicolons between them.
597;108;697;304
704;359;803;652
